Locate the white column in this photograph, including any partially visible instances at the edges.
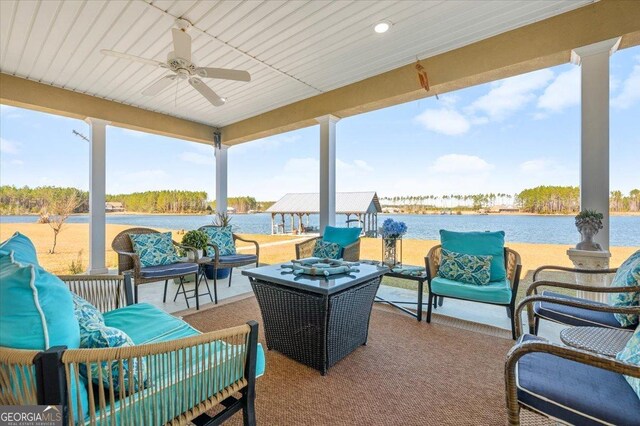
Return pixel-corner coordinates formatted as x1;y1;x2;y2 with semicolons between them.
215;144;229;215
572;37;620;251
86;118;109;274
317;115;340;233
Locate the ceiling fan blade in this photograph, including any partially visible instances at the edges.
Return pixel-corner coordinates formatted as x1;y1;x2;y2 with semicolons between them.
142;75;176;96
189;77;225;107
171;28;191;61
101;49;165;67
195;67;251;82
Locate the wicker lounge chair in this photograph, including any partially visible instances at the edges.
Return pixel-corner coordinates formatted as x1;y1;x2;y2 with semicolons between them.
295;226;361;261
111;227;199;304
0;274;263;426
527;260;640;334
426;243;522;339
505;297;640;425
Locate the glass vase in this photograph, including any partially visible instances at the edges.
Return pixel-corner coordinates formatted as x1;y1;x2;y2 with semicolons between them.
382;237;402;267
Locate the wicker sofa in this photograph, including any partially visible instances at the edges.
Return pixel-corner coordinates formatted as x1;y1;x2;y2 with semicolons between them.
295;226;362;262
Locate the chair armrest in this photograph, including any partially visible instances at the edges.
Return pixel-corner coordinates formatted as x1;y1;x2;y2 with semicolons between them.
57;274;134;311
514;294;640;338
527;279;640;296
533;265;618;281
0;347;40;405
234;234;260;262
504;338;640;426
295;237;319;260
60;321;260;425
113;249;141;275
342;239;361;262
206;242;220;263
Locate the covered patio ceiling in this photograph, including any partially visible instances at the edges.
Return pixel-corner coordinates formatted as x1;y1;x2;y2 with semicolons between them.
3;0;639;145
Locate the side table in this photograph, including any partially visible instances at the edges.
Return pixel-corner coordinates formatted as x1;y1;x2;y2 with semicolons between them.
560;326;632;358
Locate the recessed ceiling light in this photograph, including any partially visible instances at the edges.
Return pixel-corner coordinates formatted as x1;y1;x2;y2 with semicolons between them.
374;21;391;34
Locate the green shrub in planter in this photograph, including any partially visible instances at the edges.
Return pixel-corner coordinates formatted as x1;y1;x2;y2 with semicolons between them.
181;230;209;257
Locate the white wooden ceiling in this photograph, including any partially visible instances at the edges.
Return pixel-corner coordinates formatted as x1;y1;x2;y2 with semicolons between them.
0;0;594;128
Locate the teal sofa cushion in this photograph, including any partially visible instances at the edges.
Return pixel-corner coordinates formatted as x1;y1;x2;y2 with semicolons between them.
103;303;201;344
312;240;343;259
323;226;361;247
129;232;180;268
0;232;38;265
440;230;506;281
431;276;512;304
203;226;236;256
438;248;492;286
616;323;640;399
0;251;88;420
608;250;640;327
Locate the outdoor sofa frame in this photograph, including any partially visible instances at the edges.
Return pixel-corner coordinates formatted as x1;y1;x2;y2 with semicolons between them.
0;274;259;426
295;236;360;262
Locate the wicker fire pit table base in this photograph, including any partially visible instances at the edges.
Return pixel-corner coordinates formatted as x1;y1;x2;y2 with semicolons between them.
243;263;387;375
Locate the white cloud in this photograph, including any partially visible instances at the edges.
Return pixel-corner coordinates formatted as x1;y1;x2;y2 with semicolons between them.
415;108;470;135
430;154;494;174
612;58;640;109
537;66;580;113
520;158;554;173
518;157;578;186
469;69;554;120
10;159;24;166
0;138;20;154
180;151;213;165
352;159;374;172
230;134;301;155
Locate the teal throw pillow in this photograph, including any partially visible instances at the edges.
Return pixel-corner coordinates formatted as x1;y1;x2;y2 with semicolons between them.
312;240;343;259
80;323;147;393
202;226;236;257
323;226;361;247
129;232;180;268
616;323;640;399
440;230;506;281
0;232;39;265
438;248;492;286
72;293;104;329
608;250;640;327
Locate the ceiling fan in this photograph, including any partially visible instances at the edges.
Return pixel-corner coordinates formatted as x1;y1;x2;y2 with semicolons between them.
100;19;250;107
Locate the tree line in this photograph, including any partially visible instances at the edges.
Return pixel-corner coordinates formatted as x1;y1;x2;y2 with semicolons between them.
106;190;208;213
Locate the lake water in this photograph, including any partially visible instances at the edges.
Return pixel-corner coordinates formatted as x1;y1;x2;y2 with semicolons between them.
1;213;638;246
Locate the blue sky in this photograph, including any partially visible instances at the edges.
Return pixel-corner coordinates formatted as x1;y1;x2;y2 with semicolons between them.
1;46;638;201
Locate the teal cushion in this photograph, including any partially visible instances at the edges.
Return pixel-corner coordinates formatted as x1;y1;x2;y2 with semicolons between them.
104;303;201;344
72;293;104;327
0;251;88;420
430;276;512;304
202;226;236;256
608;251;640;327
440;230;506;281
312;240;343;259
438;248;492;286
0;232;38;265
322;226;361;248
129;232;180;267
616;323;640;399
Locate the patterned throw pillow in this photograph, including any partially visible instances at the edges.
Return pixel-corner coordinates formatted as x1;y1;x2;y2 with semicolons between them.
608;250;640;327
202;226;236;257
129;232;180;268
616;324;640;399
80;324;147;393
312;240;343;260
437;248;493;286
71;293;104;327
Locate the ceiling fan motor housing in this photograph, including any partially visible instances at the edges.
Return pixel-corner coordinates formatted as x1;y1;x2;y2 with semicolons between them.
167;51;196;75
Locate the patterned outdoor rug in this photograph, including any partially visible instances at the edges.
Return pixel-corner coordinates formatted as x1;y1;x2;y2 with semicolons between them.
183;296;551;425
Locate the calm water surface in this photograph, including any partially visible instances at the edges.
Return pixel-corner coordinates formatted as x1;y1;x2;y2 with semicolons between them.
1;213;638;246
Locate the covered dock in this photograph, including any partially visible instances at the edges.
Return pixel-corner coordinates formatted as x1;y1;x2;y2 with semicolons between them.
267;192;382;236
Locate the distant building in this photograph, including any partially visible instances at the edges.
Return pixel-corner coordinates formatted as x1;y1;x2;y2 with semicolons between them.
105;202;124;212
488;205;520;213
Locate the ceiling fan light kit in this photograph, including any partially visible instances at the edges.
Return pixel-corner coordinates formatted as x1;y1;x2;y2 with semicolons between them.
100;19;250;107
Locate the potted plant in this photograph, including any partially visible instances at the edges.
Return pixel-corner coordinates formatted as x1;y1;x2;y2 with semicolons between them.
181;230;209;260
213;212;232;227
575;209;604;251
380;218;407;267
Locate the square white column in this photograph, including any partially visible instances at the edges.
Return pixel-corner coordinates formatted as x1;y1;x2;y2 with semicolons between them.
215;144;229;215
85;117;109;274
572;37;620;251
316;115;340;233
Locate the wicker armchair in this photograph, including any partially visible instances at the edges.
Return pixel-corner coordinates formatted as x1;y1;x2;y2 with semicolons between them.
527;263;640;334
295;237;361;262
426;245;522;339
0;274;260;426
111;227;199;303
505;296;640;425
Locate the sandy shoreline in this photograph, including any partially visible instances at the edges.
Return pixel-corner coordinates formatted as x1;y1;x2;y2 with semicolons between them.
1;223;636;276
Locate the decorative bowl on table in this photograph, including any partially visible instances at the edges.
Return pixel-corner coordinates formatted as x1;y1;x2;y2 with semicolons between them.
281;257;360;277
